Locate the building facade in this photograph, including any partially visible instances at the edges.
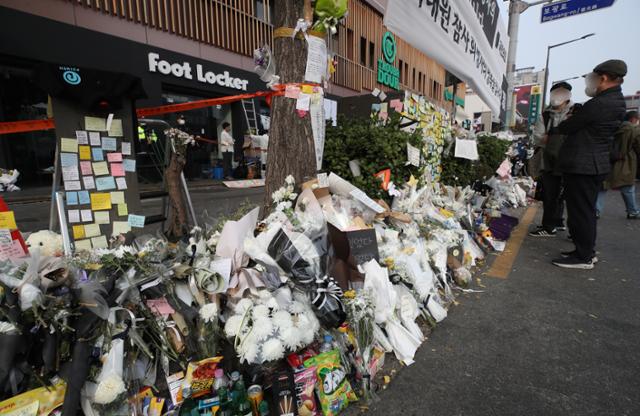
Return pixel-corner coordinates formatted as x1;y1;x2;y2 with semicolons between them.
0;0;462;189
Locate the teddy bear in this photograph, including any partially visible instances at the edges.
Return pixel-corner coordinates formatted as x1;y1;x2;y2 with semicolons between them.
26;230;64;257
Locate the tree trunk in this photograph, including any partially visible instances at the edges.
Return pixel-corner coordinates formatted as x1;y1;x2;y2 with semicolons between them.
166;152;188;240
263;0;317;213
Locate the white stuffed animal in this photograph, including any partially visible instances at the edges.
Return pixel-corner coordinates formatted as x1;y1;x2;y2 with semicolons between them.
26;230;63;257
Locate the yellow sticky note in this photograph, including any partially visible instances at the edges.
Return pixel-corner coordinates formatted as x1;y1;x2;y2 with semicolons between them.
112;221;131;236
301;85;314;94
0;211;17;229
108;119;123;137
92;161;109;176
94;211;110;224
91;235;108;249
60;138;78;153
79;145;91;160
85;116;106;131
110;191;125;204
90;193;112;211
117;203;128;217
72;225;85;239
84;223;101;238
75;239;92;251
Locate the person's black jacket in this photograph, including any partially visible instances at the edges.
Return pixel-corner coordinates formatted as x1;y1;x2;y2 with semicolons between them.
557;86;626;175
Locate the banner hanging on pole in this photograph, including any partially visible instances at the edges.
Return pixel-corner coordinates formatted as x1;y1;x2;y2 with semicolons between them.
384;0;509;116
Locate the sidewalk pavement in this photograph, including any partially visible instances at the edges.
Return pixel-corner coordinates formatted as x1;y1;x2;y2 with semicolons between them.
365;192;640;416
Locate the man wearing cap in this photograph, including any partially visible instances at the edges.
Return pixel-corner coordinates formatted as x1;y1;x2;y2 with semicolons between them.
529;81;575;237
552;60;627;269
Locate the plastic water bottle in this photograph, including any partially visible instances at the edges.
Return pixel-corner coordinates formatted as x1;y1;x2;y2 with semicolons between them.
319;334;334;353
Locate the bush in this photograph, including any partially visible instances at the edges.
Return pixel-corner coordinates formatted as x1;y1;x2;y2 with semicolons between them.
440;134;510;187
323;114;425;201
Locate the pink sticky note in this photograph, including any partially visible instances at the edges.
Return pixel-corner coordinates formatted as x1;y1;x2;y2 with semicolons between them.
110;163;125;177
146;298;176;316
107;152;123;162
80;161;93;176
390;99;404;112
285;85;301;99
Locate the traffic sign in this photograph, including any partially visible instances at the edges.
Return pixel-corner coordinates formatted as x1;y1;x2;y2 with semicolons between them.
541;0;615;23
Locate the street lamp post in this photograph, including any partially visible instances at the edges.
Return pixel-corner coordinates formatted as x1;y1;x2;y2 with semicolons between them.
541;33;595;109
552;76;581;84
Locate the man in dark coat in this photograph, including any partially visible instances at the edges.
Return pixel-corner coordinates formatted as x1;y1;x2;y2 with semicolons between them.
552;60;627;269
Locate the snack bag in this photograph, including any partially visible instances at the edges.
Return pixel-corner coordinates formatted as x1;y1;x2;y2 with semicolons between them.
178;356;223;402
304;350;356;416
0;379;66;415
294;367;320;416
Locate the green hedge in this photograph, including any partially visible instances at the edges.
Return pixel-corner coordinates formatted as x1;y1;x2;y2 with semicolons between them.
440;134;510;187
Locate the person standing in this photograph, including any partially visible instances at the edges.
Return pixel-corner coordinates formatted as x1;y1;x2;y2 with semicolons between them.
529;82;575;237
220;122;235;179
552;60;627;269
595;111;640;218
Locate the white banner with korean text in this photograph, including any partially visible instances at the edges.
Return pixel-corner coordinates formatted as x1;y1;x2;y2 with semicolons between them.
384;0;509;117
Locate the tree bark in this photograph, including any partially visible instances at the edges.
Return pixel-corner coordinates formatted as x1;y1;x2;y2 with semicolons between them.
166;152;188;240
263;0;317;213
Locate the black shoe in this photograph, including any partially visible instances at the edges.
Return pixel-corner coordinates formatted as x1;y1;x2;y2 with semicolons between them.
560;250;598;263
552;257;594;270
627;213;640;219
529;227;557;237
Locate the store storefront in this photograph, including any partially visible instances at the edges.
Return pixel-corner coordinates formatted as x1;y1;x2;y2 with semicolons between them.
0;6;265;189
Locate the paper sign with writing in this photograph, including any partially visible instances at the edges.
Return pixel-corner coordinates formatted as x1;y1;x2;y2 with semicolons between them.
117;203;128;217
60;138;78;153
317;173;329;188
78;190;90;205
0;239;26;261
296;93;311;112
94;211;110;224
454;138;479;161
83;223;101;238
76;130;88;144
72;225;85;240
96;176;116;191
107;152;122;162
64;180;82;191
80;161;93;176
407;143;421;166
89;131;101;146
91;148;104;161
66;191;78;206
0;229;12;245
85;116;106;131
92;161;109;176
75;239;92;251
108;118;123;137
128;214;145;228
116;177;127;190
68;209;80;223
304;36;327;84
346;228;380;265
60;153;78;167
62;166;79;181
79;145;91;160
390;99;403;112
105;113;114;133
90;193;112;211
310;97;325;171
349;189;385;213
82;176;95;190
81;209;93;222
110;163;125;177
101;137;117;151
123;159;136;173
110;191;125;204
91;235;108;249
112;221;131;236
0;211;17;229
285;85;301;99
121;142;132;155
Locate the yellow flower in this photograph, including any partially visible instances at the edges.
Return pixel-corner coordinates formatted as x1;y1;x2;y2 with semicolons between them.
343;290;356;299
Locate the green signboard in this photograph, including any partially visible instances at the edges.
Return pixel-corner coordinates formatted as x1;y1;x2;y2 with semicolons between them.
377;31;400;90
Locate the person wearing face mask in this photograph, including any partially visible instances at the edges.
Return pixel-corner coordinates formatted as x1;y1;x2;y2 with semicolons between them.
529;82;575;237
595;111;640;219
551;60;627;270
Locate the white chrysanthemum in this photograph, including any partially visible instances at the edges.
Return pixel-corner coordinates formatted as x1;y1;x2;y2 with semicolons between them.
224;315;245;338
280;326;303;350
0;322;18;334
285;175;295;185
238;332;260;364
252;304;270;319
251;318;274;341
300;326;316;345
93;374;125;404
289;300;306;314
272;188;285;202
257;290;273;300
272;310;293;331
288;192;298;201
234;298;254;315
199;303;219;323
261;338;285;362
305;311;320;333
266;297;280;311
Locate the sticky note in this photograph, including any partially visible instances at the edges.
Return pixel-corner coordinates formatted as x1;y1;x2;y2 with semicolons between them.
90;193;112;211
96;176;116;191
296;93;311;111
91;235;108;249
76;130;88;144
81;209;93;222
110;163;125;177
108;119;123;137
92;148;104;161
301;85;314;94
116;177;127;190
78;190;90;205
121;142;132;155
112;221;131;236
72;225;85;239
60;138;78;153
0;230;11;245
60;153;78;167
111;191;125;204
82;176;95;190
92;161;109;176
66;191;78;205
117;203;128;217
0;211;17;229
84;223;101;238
102;137;117;151
285;85;301;99
89;131;101;146
107;152;122;162
64;180;81;191
94;211;110;224
75;239;92;251
128;214;145;228
68;209;80;223
85;116;106;131
62;166;79;181
79;145;91;160
80;161;92;176
123;159;136;172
